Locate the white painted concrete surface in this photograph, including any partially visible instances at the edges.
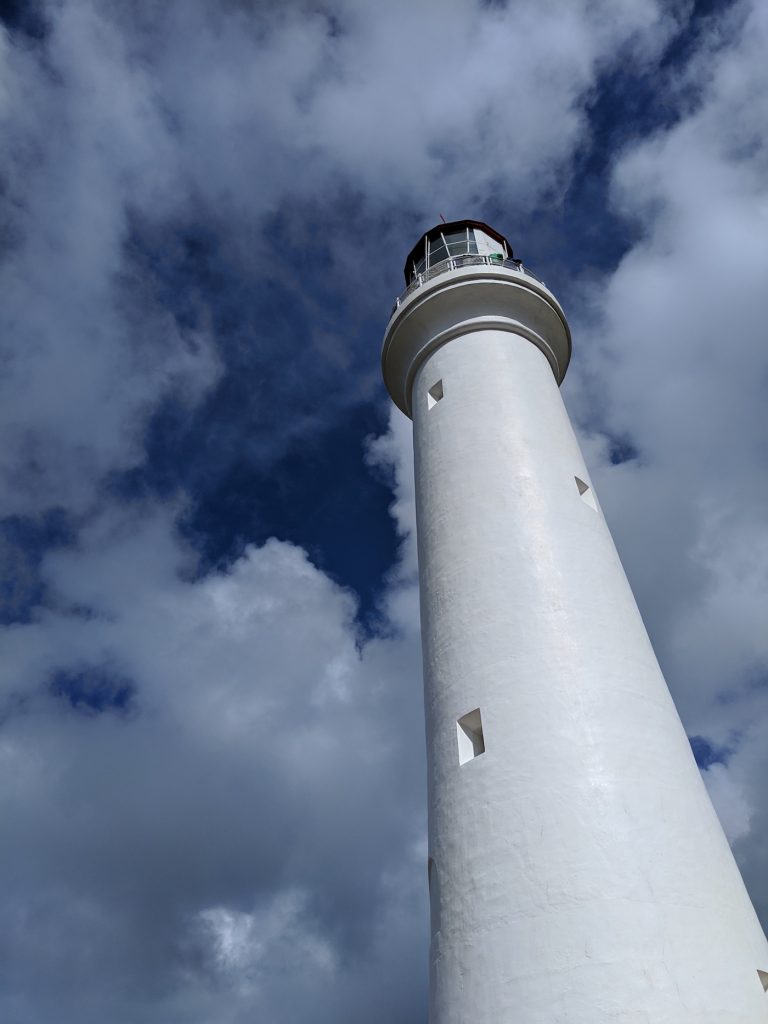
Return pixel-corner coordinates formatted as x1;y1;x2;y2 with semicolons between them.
382;257;768;1023
473;228;505;257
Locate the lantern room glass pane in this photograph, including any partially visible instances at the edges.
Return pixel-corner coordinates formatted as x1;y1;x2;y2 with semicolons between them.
446;229;470;256
428;239;448;266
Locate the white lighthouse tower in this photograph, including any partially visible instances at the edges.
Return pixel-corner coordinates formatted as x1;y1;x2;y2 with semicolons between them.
381;220;768;1024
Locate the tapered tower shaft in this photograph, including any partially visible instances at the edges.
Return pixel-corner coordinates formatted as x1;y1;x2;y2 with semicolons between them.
382;221;768;1024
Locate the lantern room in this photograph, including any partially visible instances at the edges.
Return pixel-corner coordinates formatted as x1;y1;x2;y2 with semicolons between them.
403;220;513;284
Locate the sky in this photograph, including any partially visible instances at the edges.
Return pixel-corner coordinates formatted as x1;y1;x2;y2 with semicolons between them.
0;0;767;1021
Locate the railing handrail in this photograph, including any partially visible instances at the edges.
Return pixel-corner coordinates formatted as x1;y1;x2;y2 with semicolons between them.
390;255;545;317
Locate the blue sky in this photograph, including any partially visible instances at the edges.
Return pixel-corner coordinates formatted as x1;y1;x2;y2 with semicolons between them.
0;1;767;1021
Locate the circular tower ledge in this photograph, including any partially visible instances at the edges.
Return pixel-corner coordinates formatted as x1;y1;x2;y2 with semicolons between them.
381;265;571;418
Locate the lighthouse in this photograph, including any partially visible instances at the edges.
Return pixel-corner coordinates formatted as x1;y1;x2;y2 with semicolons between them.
381;221;768;1023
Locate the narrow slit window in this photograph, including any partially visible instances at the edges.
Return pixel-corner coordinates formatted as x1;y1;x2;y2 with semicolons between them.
427;379;444;410
457;708;485;765
575;476;597;511
758;969;768;993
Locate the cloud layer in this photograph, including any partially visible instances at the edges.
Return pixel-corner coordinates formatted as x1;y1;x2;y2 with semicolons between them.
0;502;426;1022
0;0;767;1021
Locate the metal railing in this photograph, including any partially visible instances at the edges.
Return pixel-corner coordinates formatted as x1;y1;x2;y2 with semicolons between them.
390;255;545;316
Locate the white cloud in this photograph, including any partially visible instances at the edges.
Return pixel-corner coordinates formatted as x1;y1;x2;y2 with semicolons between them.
143;0;682;218
0;4;219;516
0;0;680;518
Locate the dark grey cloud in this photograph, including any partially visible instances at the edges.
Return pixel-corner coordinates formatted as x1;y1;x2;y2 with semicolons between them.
0;505;427;1023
